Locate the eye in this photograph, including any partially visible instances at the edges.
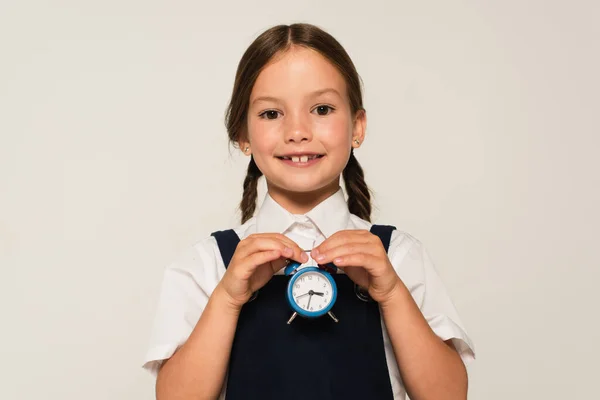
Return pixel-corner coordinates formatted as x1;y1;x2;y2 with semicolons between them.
313;105;335;116
258;110;281;120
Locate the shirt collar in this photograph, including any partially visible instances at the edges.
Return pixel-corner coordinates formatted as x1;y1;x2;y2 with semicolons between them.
255;187;350;238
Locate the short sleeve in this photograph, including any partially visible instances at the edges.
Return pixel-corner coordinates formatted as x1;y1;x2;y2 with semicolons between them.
141;239;221;377
389;231;476;366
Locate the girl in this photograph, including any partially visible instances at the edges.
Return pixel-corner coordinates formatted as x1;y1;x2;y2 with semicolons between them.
143;23;475;400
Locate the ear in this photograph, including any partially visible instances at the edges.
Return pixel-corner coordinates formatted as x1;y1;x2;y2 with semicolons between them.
352;109;367;149
237;131;251;156
238;140;251;155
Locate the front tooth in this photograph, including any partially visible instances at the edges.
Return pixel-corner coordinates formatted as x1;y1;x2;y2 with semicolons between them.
292;156;300;162
300;155;309;163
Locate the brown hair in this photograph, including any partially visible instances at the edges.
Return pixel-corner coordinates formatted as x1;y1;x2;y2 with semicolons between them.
224;23;372;224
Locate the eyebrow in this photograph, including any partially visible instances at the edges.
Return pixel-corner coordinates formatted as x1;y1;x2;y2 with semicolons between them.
251;88;342;106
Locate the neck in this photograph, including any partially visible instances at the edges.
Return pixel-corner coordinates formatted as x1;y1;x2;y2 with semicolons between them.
266;179;341;215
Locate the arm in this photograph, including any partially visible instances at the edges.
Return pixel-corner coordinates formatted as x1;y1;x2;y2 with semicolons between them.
380;282;468;400
312;231;472;400
153;234;308;400
156;285;239;400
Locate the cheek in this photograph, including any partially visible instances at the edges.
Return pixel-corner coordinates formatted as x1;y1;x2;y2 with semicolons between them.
314;115;353;146
247;119;280;150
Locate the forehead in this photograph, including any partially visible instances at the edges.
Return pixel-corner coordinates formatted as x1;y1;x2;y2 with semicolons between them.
250;46;347;102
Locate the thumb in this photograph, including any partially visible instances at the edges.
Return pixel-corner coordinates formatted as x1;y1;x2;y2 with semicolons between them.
270;257;297;274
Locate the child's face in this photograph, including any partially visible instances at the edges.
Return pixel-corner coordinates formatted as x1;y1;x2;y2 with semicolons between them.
243;46;365;197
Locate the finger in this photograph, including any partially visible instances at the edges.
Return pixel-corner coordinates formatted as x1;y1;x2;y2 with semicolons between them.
268;256;294;274
314;242;379;265
337;265;370;289
241;233;308;264
235;236;294;261
312;230;372;256
330;252;381;271
234;249;284;279
270;233;309;264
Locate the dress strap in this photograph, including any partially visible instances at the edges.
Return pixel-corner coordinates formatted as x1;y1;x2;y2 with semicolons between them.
210;229;240;269
369;224;397;253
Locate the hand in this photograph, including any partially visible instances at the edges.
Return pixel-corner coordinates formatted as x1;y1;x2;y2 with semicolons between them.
217;233;308;310
312;230;403;304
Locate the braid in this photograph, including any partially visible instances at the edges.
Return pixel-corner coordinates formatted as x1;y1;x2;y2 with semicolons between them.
240;156;263;224
342;150;372;222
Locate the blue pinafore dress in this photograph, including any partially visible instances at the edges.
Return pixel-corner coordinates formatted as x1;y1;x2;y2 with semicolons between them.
210;224;397;400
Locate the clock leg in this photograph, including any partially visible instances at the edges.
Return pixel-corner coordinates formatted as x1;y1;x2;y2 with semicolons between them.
287;312;298;325
328;311;339;323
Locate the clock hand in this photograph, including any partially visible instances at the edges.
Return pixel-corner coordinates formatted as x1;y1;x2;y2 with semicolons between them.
295;292;310;300
297;290;317;300
306;293;313;310
312;291;324;296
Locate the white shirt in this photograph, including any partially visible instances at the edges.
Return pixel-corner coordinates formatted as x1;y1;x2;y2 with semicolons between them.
142;188;476;399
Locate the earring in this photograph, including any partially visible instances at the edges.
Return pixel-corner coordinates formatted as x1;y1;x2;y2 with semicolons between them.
354;139;360;145
244;146;250;153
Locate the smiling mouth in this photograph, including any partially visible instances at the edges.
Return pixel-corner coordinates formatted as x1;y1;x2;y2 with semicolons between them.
276;154;325;163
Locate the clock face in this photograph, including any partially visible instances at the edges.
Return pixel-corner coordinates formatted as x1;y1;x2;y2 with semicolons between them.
291;270;334;312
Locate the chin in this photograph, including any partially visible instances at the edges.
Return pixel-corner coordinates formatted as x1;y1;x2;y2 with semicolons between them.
272;177;338;195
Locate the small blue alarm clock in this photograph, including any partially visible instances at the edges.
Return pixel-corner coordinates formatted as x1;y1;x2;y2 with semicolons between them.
284;259;339;324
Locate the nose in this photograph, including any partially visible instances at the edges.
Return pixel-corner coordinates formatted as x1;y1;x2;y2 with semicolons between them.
283;112;312;143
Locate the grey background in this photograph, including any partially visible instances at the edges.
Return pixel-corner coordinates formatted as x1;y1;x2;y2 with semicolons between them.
1;1;598;399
